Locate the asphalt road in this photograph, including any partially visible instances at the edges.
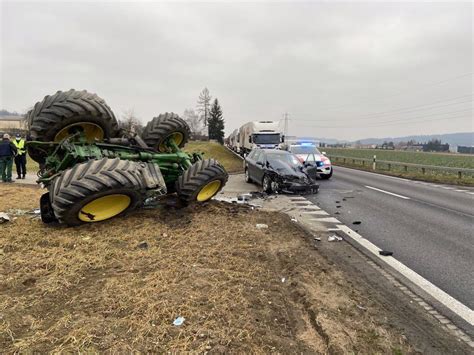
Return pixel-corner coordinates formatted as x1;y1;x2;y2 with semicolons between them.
306;166;474;310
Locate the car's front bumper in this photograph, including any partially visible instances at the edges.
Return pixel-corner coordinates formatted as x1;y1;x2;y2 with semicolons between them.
317;166;332;175
278;181;319;194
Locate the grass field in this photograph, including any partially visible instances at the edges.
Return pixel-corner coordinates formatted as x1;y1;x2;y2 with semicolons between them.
0;185;413;353
185;141;243;173
324;148;474;168
325;148;474;185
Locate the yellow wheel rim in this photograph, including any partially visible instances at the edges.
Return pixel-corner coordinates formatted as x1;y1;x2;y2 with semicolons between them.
78;194;131;222
55;122;104;143
196;180;221;202
158;132;184;152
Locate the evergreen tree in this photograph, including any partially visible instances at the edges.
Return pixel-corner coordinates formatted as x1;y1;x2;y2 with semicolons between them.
208;98;225;144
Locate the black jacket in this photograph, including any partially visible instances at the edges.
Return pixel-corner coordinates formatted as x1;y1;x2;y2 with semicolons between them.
0;140;17;157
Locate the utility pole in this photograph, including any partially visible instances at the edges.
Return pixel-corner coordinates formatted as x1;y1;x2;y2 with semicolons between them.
283;112;289;137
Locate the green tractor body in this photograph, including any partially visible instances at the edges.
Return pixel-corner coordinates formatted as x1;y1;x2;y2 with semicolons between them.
26;89;228;226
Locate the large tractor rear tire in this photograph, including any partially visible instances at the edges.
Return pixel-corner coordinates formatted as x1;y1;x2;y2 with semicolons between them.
141;113;190;152
176;159;228;203
49;158;162;226
27;89;119;146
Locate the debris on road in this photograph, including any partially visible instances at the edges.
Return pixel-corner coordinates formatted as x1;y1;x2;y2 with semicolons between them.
314;237;321;241
336;205;342;208
328;235;343;242
379;250;393;256
173;316;185;326
353;221;362;225
291;217;298;222
256;223;268;229
0;212;11;223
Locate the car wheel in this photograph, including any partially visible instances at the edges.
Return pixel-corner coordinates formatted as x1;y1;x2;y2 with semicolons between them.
245;167;252;183
262;175;272;193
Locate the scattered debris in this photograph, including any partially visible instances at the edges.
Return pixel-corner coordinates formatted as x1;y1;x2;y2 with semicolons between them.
314;237;321;241
256;223;268;229
33;209;41;214
0;212;11;223
335;200;341;203
336;206;342;208
379;250;393;256
281;277;286;283
173;316;185;326
356;304;367;311
137;241;149;249
291;217;298;222
353;221;361;225
328;235;343;242
334;212;340;215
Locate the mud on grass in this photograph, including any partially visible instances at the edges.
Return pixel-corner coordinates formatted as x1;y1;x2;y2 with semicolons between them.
1;185;412;353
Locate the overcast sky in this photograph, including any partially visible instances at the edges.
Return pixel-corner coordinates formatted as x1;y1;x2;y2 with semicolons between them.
1;0;472;140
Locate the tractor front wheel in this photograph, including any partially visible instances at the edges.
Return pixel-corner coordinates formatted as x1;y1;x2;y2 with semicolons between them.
141;113;190;152
176;159;228;203
49;158;155;226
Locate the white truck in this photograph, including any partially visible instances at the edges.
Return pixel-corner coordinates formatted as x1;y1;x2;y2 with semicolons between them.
238;121;283;156
227;129;240;152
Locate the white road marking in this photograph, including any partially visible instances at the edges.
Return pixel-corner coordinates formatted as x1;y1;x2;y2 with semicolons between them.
303;210;329;215
454;189;469;192
300;205;322;210
337;225;474;326
310;217;341;223
365;185;411;200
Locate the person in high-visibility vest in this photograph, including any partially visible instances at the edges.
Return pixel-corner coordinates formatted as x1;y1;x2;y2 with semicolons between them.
12;133;27;179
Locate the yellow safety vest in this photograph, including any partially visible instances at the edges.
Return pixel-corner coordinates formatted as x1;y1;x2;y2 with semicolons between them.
12;139;25;155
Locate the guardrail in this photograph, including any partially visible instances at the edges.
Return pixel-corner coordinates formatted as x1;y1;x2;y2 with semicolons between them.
328;154;474;179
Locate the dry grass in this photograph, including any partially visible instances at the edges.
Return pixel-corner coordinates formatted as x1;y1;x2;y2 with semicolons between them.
0;185;411;353
185;141;243;173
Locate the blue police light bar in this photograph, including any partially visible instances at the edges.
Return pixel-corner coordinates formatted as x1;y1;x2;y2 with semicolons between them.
299;142;315;146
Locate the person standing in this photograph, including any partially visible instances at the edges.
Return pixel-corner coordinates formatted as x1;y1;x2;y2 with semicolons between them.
12;133;27;179
0;133;18;183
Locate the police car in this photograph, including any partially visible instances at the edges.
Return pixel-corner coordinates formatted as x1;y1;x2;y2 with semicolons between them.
285;142;333;179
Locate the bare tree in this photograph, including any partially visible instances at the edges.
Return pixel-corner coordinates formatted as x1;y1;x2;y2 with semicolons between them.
120;108;143;134
196;87;212;128
183;108;202;135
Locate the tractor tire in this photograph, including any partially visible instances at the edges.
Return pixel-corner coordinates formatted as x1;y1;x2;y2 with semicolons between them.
49;158;162;226
27;145;48;165
27;89;119;143
141;113;190;152
176;159;228;203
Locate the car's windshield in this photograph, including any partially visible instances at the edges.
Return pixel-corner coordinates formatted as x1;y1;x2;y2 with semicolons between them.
267;153;302;170
290;145;321;154
253;134;280;144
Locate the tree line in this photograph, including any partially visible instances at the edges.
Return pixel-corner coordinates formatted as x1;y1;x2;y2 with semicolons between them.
118;88;225;144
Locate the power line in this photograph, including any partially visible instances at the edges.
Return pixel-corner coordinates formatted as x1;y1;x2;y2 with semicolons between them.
293;94;473;123
298;110;472;128
306;72;473;113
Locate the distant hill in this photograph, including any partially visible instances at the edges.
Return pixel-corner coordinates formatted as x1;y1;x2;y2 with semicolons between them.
355;132;473;147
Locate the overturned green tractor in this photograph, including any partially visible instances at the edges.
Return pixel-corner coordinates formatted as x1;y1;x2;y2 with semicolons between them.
26;89;228;226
